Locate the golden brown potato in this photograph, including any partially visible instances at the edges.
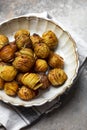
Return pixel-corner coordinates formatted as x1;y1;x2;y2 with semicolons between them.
4;81;19;96
0;63;17;81
0;43;17;62
0;77;4;90
14;29;30;39
34;43;50;58
48;68;67;86
15;34;32;49
9;41;18;52
18;86;37;101
12;55;35;72
22;73;43;90
16;73;24;85
14;29;32;49
19;48;34;57
0;35;9;49
42;30;58;49
48;51;64;68
38;73;50;89
30;33;42;47
34;59;48;72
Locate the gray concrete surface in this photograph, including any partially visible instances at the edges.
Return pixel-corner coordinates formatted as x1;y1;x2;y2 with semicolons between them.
0;0;87;130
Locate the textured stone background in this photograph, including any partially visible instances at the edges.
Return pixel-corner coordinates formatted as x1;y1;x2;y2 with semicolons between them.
0;0;87;130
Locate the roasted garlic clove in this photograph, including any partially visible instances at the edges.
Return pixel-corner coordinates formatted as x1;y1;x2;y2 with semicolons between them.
22;73;43;90
12;55;35;72
34;59;48;72
14;29;30;39
18;86;37;101
0;63;17;81
0;35;9;49
0;43;17;62
48;68;67;86
30;33;42;48
4;81;19;96
42;30;58;49
48;51;64;68
0;77;4;90
34;43;50;59
38;73;50;89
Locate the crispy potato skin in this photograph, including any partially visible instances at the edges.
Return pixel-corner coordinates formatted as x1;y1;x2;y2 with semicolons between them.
0;77;4;90
48;51;64;69
42;30;58;49
48;68;67;86
14;29;32;49
22;73;43;90
34;43;50;59
18;86;36;100
38;73;50;89
34;59;48;72
0;63;17;81
30;33;42;47
12;55;35;72
4;81;19;96
0;35;9;49
0;44;16;62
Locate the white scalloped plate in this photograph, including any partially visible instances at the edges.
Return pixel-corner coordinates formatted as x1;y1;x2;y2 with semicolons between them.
0;14;79;107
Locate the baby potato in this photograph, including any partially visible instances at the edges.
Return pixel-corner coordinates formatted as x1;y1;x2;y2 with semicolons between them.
34;59;48;72
0;63;17;81
30;33;42;47
48;68;67;86
48;51;64;69
0;43;17;62
18;86;37;101
4;81;19;96
0;35;9;49
42;30;58;49
14;29;30;39
19;48;34;57
38;73;50;89
0;77;4;90
34;43;50;59
22;73;43;90
14;29;32;49
16;73;24;85
12;55;35;72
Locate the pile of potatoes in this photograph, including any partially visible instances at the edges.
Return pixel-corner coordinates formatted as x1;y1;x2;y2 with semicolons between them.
0;29;67;101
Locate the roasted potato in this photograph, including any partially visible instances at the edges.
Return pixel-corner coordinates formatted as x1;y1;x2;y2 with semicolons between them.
12;55;35;72
14;29;31;49
38;73;50;89
34;43;50;58
18;86;37;100
22;73;43;90
0;63;17;81
30;33;42;47
0;43;17;62
14;29;30;39
48;68;67;86
42;30;58;49
4;81;19;96
0;35;9;49
34;59;48;72
48;51;64;68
